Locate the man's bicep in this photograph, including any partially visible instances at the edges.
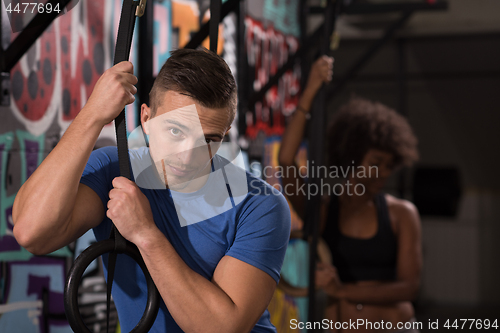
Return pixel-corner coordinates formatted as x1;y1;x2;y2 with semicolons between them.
34;183;105;254
212;255;276;332
68;183;105;243
228;191;291;282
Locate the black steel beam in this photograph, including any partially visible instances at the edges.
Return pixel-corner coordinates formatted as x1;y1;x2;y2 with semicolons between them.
397;39;407;117
184;0;239;49
1;0;73;72
309;1;448;15
299;0;310;90
326;10;414;102
397;39;407;199
236;0;249;138
349;70;500;82
209;0;221;52
344;0;448;15
306;1;342;330
137;0;154;110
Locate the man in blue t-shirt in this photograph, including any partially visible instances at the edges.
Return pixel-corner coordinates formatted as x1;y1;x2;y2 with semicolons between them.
13;48;291;332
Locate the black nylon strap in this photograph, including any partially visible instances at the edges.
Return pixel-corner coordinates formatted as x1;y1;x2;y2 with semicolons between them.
107;0;138;332
210;0;221;52
106;250;117;333
106;226;129;333
114;0;137;181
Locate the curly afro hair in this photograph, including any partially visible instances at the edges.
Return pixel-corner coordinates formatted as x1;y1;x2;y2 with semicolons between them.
327;97;419;170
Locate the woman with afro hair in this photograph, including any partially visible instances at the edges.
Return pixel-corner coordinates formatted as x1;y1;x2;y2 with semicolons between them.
279;56;422;332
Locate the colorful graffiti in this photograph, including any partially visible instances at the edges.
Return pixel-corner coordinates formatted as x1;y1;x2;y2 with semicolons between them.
170;0;224;53
1;0;121;331
263;0;301;37
152;0;227;77
244;16;301;139
0;131;71;262
0;257;68;332
9;0;114;137
153;0;173;76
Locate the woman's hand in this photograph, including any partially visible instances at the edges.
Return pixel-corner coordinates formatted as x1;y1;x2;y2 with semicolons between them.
315;262;342;297
304;55;333;95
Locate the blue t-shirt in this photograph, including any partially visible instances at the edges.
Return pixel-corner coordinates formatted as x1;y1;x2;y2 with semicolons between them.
80;146;291;332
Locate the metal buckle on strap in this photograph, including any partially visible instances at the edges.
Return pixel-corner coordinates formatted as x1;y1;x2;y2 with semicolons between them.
135;0;147;17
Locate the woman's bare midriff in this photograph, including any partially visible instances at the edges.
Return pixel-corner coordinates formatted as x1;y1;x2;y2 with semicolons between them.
324;281;414;333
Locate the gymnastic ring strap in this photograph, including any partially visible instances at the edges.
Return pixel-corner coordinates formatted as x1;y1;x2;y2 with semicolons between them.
209;0;221;53
64;240;160;333
64;0;160;332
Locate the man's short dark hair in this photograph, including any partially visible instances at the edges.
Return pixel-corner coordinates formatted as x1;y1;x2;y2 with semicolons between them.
327;96;419;170
149;48;237;126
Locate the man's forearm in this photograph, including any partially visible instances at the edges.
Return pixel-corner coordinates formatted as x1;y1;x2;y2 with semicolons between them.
136;229;246;333
13;108;104;253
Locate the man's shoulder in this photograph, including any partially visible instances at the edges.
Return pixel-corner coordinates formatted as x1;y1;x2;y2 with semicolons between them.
82;146;120;183
240;173;290;223
88;146;151;180
89;145;118;163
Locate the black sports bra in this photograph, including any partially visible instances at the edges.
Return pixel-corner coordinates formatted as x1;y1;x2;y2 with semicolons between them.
323;193;397;283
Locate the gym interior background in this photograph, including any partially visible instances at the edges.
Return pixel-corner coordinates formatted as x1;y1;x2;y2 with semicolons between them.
0;0;499;332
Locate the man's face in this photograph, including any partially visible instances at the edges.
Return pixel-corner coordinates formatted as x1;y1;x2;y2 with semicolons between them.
143;91;231;192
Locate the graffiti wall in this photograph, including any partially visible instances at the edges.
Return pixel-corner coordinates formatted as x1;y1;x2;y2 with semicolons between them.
243;0;301;156
0;0;120;330
0;0;233;332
